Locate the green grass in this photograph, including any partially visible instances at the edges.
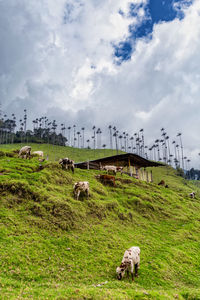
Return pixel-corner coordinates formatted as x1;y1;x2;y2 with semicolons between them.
0;144;200;299
0;143;123;162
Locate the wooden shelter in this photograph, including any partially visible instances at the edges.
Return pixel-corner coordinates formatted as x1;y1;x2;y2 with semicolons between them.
75;153;163;182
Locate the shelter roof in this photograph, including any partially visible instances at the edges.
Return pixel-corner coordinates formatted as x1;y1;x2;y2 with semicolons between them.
75;153;164;169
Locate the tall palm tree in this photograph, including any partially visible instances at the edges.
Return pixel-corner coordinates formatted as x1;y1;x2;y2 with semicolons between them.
130;136;134;152
108;125;113;150
177;133;184;169
92;125;96;150
140;129;144;157
113;131;118;154
165;136;171;165
77;131;80;148
73;125;76;147
176;144;180;167
119;135;123;150
87;139;90;149
172;140;177;168
68;126;71;146
81;127;85;148
102;144;106;156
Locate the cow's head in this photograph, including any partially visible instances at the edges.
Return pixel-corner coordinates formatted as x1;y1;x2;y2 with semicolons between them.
116;263;127;280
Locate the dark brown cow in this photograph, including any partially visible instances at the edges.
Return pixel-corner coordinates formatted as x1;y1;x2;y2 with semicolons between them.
158;180;165;186
99;174;115;186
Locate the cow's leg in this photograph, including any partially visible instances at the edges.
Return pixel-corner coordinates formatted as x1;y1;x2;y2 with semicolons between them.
77;190;80;201
87;189;89;199
127;270;129;279
134;263;139;277
131;262;134;281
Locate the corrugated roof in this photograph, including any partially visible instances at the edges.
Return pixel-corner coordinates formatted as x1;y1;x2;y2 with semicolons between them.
75;153;164;169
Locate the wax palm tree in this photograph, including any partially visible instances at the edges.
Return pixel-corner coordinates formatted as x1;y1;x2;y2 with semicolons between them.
130;136;134;152
108;125;113;150
77;131;81;148
92;126;96;149
73;125;76;147
102;144;106;156
165;136;171;165
68;126;71;146
140;129;144;156
87;139;90;149
176;144;180;167
81;127;85;148
118;135;123;150
177;133;184;169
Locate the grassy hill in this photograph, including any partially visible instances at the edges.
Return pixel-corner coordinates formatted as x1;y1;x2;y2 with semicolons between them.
0;143;123;162
0;144;200;299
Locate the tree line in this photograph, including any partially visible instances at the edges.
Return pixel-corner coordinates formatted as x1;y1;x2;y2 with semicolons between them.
0;109;194;174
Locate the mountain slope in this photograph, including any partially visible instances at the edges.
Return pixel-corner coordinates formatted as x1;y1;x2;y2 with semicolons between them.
0;146;200;299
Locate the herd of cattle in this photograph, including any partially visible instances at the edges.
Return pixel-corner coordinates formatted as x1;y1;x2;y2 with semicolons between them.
18;146;122;200
17;146;198;281
18;145;197;202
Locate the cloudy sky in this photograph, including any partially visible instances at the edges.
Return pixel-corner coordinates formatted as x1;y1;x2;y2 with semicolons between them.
1;0;200;167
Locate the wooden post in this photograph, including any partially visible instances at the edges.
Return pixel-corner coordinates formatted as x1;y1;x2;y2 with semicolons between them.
87;160;90;170
146;170;149;182
150;170;153;182
128;157;131;175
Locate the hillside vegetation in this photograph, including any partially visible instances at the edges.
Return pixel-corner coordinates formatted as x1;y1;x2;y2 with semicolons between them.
0;145;200;299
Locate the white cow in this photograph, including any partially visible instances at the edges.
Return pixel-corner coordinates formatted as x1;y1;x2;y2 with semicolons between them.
189;192;195;199
18;146;31;159
102;165;117;175
116;247;140;281
73;181;89;200
33;151;44;158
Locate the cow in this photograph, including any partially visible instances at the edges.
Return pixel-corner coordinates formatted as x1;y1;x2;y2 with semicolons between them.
158;180;165;186
33;151;44;158
73;181;89;200
189;192;195;199
59;158;75;173
101;165;117;175
98;174;115;186
116;247;140;282
116;166;123;175
18;146;31;159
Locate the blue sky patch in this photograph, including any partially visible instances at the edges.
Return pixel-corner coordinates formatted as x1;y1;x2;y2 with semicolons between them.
114;0;193;63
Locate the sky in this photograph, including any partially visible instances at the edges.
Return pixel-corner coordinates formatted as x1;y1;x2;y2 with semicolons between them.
0;0;200;167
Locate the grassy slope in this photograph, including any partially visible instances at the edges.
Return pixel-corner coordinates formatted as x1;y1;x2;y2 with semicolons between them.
0;145;200;299
0;143;123;162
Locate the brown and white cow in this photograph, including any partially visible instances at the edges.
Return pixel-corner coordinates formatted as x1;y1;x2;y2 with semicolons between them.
59;158;75;173
18;146;31;159
116;246;140;281
73;181;89;200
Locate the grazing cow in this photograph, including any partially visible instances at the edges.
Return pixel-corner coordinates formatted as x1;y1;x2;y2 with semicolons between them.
116;247;140;281
116;166;123;175
59;158;75;173
73;181;89;200
189;192;195;199
18;146;31;159
158;180;165;186
99;174;115;186
33;151;44;158
102;165;117;175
